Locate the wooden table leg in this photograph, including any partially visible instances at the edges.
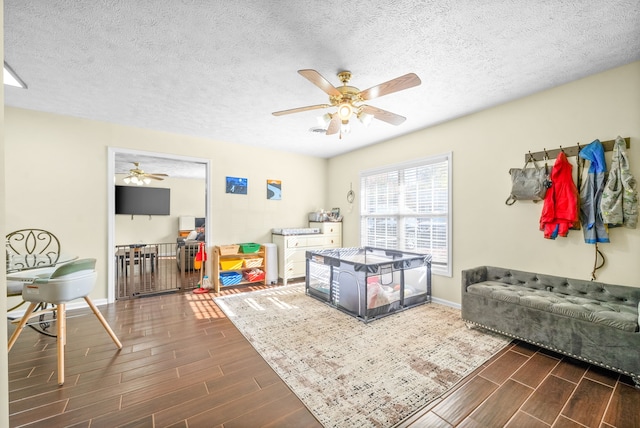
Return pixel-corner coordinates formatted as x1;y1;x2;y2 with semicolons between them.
7;302;38;352
57;303;66;385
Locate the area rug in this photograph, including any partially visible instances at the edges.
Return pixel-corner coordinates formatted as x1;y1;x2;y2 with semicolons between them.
214;284;510;428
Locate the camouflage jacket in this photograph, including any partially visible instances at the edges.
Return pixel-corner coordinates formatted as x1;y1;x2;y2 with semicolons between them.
600;136;638;229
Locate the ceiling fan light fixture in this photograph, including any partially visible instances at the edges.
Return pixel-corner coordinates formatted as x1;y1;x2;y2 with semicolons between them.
337;103;353;121
121;162;167;185
358;111;374;127
317;112;332;128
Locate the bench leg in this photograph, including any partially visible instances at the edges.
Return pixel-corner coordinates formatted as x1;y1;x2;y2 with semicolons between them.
84;297;123;349
7;302;38;352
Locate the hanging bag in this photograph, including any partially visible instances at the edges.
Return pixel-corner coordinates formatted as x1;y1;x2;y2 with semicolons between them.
505;155;550;205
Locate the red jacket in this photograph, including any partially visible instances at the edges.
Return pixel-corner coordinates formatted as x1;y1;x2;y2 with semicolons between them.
540;152;578;239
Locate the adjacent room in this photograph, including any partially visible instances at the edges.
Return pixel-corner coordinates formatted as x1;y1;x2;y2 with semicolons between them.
2;1;640;427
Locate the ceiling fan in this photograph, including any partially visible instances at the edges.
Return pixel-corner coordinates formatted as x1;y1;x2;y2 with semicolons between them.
122;162;168;185
272;69;421;137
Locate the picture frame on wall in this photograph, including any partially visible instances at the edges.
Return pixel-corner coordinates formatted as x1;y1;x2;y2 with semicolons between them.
226;176;248;195
267;179;281;200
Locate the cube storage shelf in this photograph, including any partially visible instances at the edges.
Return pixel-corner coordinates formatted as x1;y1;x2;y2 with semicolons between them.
305;247;432;322
213;244;268;292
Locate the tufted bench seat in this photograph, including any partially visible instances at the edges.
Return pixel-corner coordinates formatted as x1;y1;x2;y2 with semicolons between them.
461;266;640;386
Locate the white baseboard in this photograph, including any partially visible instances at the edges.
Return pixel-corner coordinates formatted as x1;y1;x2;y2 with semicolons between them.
431;296;461;310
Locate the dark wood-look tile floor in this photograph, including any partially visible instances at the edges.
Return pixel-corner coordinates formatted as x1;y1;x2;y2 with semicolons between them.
8;284;321;428
8;286;640;427
400;341;640;428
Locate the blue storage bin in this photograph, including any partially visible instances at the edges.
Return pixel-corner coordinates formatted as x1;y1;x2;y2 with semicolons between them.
220;272;242;286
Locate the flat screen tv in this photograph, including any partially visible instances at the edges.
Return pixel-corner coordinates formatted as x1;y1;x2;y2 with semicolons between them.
115;185;170;215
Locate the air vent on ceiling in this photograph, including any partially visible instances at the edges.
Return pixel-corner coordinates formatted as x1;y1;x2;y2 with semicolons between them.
309;127;327;133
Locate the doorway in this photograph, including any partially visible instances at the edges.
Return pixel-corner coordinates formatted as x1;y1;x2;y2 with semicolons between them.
107;148;211;302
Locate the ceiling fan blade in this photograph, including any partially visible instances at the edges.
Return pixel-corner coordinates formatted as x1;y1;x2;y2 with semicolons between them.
147;173;168;178
298;69;342;97
359;73;421;101
272;104;331;116
326;114;341;135
361;105;407;125
146;175;165;181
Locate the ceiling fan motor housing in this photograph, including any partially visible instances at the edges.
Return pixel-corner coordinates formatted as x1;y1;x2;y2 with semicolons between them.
333;84;362;120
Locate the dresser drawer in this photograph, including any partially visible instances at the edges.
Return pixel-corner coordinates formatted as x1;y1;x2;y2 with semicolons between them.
323;236;340;247
284;260;307;277
283;249;306;263
285;236;307;248
310;222;342;236
285;235;334;248
305;236;326;247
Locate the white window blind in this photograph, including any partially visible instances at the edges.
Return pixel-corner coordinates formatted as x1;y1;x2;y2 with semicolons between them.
360;153;451;276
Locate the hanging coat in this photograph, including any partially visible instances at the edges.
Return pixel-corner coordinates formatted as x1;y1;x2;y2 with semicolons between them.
579;139;610;244
540;152;578;239
600;136;638;229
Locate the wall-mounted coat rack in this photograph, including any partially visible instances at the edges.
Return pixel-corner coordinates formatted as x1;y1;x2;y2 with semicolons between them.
524;137;630;163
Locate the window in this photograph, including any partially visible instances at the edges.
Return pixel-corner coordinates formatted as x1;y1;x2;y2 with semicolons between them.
360;153;451;276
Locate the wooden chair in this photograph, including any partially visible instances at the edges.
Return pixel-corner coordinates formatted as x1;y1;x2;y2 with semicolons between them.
7;258;122;385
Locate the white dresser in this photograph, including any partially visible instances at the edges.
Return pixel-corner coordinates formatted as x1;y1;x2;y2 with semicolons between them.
272;222;342;285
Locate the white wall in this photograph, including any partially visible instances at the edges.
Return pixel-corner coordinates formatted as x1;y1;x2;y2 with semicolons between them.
328;61;640;304
1;1;9;423
4;109;328;301
5;62;640;309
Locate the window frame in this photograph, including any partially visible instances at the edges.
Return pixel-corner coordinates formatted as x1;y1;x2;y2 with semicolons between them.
359;152;452;277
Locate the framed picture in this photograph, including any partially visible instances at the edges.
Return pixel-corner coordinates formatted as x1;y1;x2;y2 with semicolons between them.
267;179;281;200
226;176;247;195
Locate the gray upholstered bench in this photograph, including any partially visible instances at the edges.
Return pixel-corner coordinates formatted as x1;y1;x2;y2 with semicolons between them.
461;266;640;387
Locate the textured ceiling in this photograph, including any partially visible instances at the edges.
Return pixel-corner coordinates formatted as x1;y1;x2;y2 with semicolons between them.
114;153;207;180
5;1;640;178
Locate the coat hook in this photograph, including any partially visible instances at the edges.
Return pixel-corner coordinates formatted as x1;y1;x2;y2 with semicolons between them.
560;145;566;154
543;148;549;160
528;151;536;162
